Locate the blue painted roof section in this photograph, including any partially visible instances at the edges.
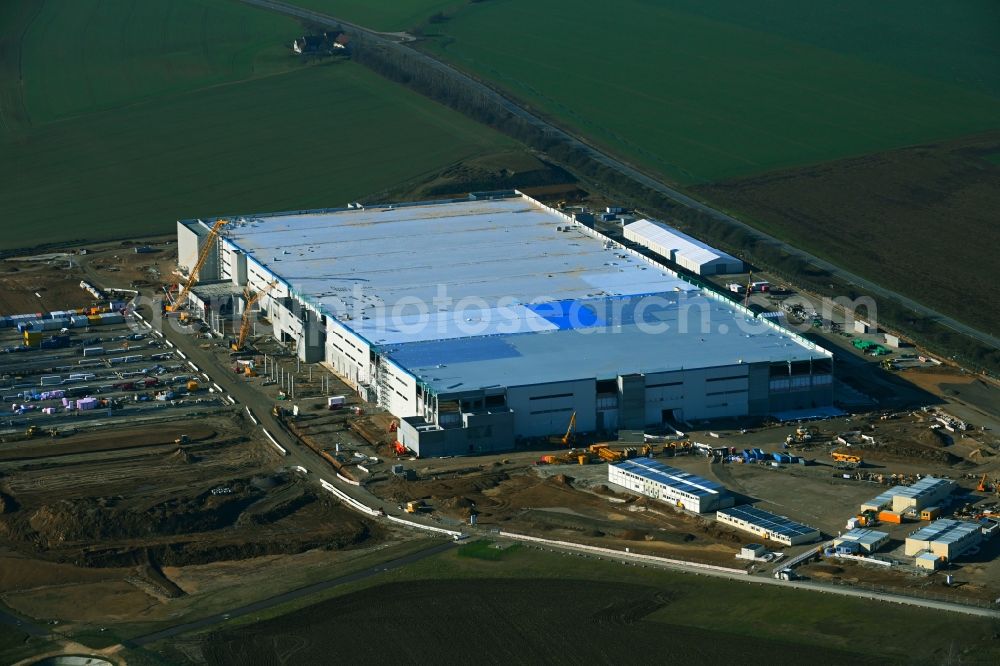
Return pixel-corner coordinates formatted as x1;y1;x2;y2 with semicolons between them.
385;336;522;367
384;291;822;393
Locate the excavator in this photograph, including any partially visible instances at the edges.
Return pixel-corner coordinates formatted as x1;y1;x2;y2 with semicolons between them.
231;281;278;351
977;474;996;493
167;219;226;313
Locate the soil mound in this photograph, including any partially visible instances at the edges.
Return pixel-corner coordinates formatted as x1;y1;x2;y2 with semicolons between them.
0;490;15;514
547;474;574;487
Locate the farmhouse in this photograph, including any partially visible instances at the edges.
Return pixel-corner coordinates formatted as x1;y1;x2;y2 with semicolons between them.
292;32;345;55
177;192;833;456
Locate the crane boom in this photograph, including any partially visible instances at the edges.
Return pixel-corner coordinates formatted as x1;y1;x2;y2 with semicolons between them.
169;219;227;312
232;281;277;351
562;411;577;447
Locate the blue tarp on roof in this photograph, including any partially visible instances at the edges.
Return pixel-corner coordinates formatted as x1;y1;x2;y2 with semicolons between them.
384;336;522;367
526;299;603;330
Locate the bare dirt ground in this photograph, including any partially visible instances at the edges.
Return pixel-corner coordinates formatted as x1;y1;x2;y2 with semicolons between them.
900;367;1000;431
0;413;386;627
1;237;176;315
370;465;751;567
694;131;1000;333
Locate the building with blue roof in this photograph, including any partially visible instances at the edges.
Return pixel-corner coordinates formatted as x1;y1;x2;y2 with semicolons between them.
608;458;733;513
178;192;834;456
717;505;821;546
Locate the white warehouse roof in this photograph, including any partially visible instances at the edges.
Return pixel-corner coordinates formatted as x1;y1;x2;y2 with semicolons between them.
623;218;742;274
208;194;828;395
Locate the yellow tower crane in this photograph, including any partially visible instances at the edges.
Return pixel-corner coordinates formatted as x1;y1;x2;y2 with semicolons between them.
168;219;227;312
232;281;278;351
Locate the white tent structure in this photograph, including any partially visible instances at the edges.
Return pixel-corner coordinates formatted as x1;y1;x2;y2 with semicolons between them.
624;218;743;275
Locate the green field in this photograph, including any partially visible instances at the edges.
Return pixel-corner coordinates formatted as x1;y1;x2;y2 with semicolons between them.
411;0;1000;184
154;545;1000;665
13;0;305;126
0;0;515;251
288;0;461;32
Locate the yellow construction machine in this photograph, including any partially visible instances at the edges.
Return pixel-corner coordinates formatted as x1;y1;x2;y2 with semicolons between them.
831;450;863;465
548;412;577;447
167;219;226;313
231;281;278;351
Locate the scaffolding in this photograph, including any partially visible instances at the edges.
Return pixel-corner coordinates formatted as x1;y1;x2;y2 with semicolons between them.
374;357;392;411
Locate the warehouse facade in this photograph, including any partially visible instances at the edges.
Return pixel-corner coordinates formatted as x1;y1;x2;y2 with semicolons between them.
716;505;821;546
860;477;956;515
905;519;982;569
177;193;834;456
623;218;743;275
608;458;733;513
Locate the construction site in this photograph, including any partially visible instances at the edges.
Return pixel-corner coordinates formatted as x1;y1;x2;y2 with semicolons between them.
1;199;1000;658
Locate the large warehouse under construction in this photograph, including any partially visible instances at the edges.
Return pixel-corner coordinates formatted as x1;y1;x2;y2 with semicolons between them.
177;192;833;456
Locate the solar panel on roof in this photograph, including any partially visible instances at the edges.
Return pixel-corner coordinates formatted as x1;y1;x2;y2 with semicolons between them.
614;459;725;497
908;519;979;544
719;506;816;537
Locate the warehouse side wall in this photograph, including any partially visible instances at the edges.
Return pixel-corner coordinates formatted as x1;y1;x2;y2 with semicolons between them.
177;221;220;282
507;379;596;437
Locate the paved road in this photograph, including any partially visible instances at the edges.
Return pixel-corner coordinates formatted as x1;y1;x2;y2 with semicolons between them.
122;539;454;648
509;534;1000;619
146;306;422;520
241;0;999;352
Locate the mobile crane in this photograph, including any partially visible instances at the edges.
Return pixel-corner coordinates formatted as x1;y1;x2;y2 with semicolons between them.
547;411;577;447
231;281;277;351
561;411;577;447
168;219;227;313
831;450;863;465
